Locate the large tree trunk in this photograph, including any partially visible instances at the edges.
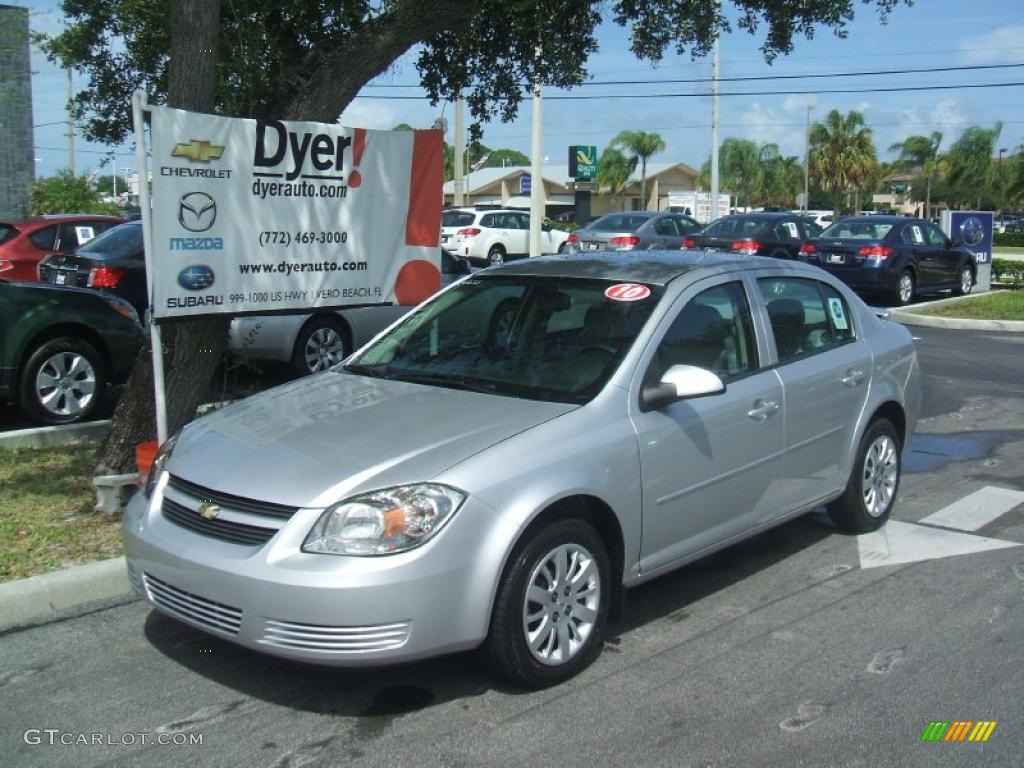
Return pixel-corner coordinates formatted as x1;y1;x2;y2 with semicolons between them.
96;0;224;474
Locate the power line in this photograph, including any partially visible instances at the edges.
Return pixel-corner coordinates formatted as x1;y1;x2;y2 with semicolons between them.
355;80;1024;100
361;61;1024;89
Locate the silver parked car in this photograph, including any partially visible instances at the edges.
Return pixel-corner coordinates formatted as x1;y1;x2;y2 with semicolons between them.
569;210;701;252
228;249;471;376
124;251;919;687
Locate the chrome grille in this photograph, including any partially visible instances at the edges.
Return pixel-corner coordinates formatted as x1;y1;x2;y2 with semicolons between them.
143;573;242;635
259;619;411;653
167;474;298;519
162;497;277;546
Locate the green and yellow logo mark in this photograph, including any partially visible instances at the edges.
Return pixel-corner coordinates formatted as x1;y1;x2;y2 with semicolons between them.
921;721;997;742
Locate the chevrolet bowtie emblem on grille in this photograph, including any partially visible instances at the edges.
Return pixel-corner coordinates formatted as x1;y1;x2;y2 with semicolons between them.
172;139;225;163
197;503;221;520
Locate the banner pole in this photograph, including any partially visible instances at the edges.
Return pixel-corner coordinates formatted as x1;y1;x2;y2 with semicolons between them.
133;91;168;444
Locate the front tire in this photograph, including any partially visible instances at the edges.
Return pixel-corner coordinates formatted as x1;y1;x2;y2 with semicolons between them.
485;518;611;688
953;264;974;296
18;338;106;425
828;418;901;533
291;316;348;376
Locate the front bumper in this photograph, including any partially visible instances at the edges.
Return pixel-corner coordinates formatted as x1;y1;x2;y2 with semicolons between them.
123;481;516;666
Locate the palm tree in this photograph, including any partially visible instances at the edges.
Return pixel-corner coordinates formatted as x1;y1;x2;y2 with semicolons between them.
888;131;942;218
700;138;762;210
597;146;637;211
756;145;803;207
612;130;666;209
943;123;1003;209
809;110;878;219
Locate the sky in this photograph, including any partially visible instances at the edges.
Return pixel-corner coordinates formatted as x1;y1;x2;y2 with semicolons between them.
20;0;1024;181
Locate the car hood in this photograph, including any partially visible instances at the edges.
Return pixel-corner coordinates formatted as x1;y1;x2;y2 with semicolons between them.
167;371;576;508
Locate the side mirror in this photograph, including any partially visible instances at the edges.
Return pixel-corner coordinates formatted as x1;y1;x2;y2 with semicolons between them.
640;364;725;411
542;219;552;232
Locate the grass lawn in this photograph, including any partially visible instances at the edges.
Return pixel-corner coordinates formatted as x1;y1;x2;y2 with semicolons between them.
0;446;123;583
917;291;1024;320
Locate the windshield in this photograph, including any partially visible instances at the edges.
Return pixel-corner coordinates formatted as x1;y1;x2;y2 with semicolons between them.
345;275;662;404
442;210;477;228
587;214;651;232
79;222;143;258
820;220;895;240
701;217;765;237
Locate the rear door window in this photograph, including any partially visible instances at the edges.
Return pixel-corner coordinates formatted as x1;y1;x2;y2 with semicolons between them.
758;277;855;363
0;224;19;245
773;220;801;241
653;217;679;236
28;225;58;251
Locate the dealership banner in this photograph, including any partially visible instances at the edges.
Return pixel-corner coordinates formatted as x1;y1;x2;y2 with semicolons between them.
149;106;443;319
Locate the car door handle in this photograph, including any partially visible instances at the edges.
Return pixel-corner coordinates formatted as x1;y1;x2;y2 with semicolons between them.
747;399;780;421
841;369;866;387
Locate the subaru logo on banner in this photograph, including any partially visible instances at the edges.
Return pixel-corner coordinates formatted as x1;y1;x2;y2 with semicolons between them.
519;174;531;195
942;210;993;291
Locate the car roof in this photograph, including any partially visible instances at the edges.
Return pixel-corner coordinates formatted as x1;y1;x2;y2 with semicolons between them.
718;212;799;221
485;250;796;286
831;215;915;225
1;214;124;228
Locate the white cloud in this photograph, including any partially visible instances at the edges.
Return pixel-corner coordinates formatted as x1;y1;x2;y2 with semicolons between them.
959;26;1024;64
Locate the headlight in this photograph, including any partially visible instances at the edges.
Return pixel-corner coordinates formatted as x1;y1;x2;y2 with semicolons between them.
144;431;180;498
303;483;466;556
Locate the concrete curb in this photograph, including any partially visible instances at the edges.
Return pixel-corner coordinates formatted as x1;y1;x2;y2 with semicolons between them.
0;556;136;634
0;419;111;449
889;291;1024;332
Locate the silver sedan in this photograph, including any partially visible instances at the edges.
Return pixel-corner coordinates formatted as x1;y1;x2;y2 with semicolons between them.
124;251;919;688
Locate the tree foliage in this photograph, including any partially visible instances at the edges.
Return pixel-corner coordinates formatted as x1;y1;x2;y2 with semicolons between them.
612;130;666;208
809;109;878;217
942;123;1003;209
30;171;121;215
44;0;909;144
598;146;637;210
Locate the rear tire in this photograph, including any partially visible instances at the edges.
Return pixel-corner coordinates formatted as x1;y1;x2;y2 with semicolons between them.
487;245;506;267
485;518;611;688
828;418;901;533
18;337;107;425
953;264;973;296
291;316;348;376
893;270;915;306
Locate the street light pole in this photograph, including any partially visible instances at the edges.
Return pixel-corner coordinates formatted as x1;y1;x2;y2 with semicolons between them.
803;105;813;213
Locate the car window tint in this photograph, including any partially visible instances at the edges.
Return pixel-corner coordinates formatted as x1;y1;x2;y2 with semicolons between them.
78;222;143;258
673;216;700;234
759;277;855;362
901;224;926;246
653;217;679;236
515;213;530;230
0;224;19;245
590;214;649;232
704;217;763;237
480;214;496;228
822;221;894;239
773;221;801;241
28;225;58;251
925;224;948;246
654;282;758;381
442;211;476;228
58;222;98;249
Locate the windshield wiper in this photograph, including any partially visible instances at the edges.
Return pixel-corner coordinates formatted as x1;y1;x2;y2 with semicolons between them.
342;362;389;379
391;371;499;394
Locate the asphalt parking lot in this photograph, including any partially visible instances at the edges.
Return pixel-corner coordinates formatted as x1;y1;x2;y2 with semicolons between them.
1;324;1021;768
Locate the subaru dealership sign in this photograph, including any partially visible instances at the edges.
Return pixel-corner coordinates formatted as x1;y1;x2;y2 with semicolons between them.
148;106;444;319
942;210;993;291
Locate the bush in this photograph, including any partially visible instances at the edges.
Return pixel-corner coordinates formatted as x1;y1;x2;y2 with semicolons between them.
991;258;1024;288
993;232;1024;248
547;219;579;233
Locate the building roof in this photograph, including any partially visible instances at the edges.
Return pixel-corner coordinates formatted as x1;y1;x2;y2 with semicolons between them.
443;161;701;195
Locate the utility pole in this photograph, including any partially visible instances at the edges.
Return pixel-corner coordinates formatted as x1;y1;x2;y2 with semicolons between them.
803;104;813;213
66;69;75;175
710;34;719;224
529;63;543;258
111;155;117;198
453;94;464;207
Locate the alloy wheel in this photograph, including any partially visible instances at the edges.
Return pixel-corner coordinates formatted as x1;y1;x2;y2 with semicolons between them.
898;273;914;304
35;352;96;417
862;434;899;518
960;268;973;295
522;543;601;666
303;327;345;373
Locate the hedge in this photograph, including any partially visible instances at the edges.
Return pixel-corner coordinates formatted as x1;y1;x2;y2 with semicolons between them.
993;232;1024;248
991;258;1024;288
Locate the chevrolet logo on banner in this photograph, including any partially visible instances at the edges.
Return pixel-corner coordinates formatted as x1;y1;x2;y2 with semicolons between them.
172;139;225;163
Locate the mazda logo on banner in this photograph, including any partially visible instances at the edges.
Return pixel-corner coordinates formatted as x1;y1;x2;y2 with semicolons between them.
178;192;217;232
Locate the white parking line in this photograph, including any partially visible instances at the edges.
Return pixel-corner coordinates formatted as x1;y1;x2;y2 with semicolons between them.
918;486;1024;532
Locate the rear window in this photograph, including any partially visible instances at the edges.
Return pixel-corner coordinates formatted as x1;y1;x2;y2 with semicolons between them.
442;211;477;228
79;222;143;259
0;224;18;246
587;214;650;232
702;217;765;237
820;220;894;240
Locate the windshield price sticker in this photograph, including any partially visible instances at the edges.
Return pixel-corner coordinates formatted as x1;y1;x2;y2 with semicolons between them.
605;283;651;302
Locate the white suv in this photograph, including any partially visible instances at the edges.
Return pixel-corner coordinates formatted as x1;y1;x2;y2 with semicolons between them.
441;208;571;266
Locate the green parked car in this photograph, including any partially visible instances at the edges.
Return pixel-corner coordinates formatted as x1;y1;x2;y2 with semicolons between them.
0;279;144;425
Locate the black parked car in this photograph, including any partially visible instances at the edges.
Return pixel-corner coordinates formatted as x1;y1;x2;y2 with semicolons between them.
798;216;976;306
38;220;147;316
683;212;822;259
